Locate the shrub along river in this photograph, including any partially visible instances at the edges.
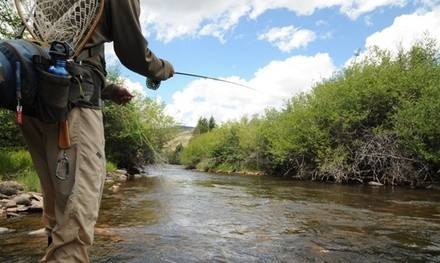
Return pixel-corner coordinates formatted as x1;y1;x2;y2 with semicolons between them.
0;165;439;262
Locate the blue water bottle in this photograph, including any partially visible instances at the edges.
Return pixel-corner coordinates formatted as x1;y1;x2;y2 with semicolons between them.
48;41;72;77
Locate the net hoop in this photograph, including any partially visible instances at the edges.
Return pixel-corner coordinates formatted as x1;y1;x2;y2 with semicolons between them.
14;0;104;56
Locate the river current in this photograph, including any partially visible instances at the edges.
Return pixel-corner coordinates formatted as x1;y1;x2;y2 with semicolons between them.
1;165;439;262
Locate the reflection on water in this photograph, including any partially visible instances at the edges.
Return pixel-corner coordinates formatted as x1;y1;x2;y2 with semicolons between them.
0;165;439;262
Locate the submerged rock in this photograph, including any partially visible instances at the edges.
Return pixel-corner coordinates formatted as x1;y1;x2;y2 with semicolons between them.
368;181;384;186
0;227;11;234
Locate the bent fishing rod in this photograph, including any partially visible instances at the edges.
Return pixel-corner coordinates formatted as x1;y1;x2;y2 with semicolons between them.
146;71;255;91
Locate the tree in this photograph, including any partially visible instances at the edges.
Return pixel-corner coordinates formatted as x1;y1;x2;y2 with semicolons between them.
192;116;216;137
208;116;216;130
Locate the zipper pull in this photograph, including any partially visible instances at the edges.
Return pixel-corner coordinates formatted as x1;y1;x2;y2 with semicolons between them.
16;103;23;125
15;61;23;125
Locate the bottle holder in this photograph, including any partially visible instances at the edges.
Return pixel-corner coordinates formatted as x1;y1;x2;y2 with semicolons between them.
35;68;71;123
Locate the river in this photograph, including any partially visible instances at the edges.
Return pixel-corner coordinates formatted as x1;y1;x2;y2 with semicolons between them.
1;165;439;262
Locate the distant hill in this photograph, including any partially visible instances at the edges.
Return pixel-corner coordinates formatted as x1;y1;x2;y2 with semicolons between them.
179;126;194;133
166;126;194;150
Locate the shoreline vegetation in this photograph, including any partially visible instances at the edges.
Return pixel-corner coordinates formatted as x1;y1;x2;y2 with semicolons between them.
178;39;440;187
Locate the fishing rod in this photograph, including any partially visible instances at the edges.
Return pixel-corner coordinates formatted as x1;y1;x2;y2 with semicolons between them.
146;71;255;91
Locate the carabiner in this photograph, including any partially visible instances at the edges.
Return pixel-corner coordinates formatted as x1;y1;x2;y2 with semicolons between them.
55;151;69;180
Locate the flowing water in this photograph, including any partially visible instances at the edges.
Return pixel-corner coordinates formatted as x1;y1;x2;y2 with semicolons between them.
1;165;439;262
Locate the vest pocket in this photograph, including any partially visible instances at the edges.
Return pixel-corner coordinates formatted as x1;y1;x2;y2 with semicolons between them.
35;68;71;123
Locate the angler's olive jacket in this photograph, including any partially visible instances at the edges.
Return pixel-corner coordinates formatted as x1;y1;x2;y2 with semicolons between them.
81;0;173;81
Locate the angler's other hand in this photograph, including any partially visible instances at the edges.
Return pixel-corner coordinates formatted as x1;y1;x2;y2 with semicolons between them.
102;83;134;105
114;87;133;105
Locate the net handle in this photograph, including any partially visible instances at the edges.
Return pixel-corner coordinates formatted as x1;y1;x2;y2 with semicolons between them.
74;1;105;55
14;0;37;40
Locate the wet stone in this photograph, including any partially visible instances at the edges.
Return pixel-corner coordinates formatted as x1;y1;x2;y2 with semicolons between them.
0;183;44;216
13;194;32;206
0;227;10;234
5;199;17;208
0;181;23;196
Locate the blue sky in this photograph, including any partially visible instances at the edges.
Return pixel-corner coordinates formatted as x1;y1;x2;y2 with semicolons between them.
104;0;440;126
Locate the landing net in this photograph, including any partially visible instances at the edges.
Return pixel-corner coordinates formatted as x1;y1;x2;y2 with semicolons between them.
14;0;104;54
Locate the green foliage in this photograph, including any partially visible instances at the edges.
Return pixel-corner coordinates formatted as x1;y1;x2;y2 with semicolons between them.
192;116;216;137
104;94;178;172
16;170;40;192
180;129;222;169
167;143;184;165
0;149;33;175
0;110;26;148
0;0;21;39
182;37;440;185
0;148;40;192
105;160;117;173
103;66;179;172
181;116;268;173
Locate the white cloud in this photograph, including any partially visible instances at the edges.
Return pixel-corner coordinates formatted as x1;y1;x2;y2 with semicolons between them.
165;53;336;126
339;0;407;20
140;1;251;43
141;0;409;42
258;26;317;52
365;7;440;52
123;78;146;97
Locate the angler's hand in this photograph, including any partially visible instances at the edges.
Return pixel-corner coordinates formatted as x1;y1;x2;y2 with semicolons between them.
114;87;134;105
102;83;134;105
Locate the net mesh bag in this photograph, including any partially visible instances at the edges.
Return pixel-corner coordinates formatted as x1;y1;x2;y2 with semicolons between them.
15;0;104;54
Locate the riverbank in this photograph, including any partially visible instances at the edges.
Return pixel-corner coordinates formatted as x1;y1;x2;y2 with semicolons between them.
186;164;440;190
0;169;130;219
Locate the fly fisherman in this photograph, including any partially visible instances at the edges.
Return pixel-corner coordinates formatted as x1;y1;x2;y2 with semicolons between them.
19;0;174;262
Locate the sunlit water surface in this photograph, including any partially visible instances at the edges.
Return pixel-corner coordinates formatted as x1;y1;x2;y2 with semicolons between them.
1;165;439;262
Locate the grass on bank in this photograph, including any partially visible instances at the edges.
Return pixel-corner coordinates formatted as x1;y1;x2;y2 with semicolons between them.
0;149;40;192
0;148;118;193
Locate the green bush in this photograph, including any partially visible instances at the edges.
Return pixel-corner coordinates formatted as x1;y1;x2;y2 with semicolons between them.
182;38;440;185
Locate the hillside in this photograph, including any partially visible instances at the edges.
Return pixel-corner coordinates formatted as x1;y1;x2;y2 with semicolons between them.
166;126;194;150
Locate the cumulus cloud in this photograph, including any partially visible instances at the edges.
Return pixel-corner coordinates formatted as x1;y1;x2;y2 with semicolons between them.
165;53;336;126
339;0;407;20
258;26;317;53
140;1;251;43
365;7;440;52
345;6;440;66
141;0;408;42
